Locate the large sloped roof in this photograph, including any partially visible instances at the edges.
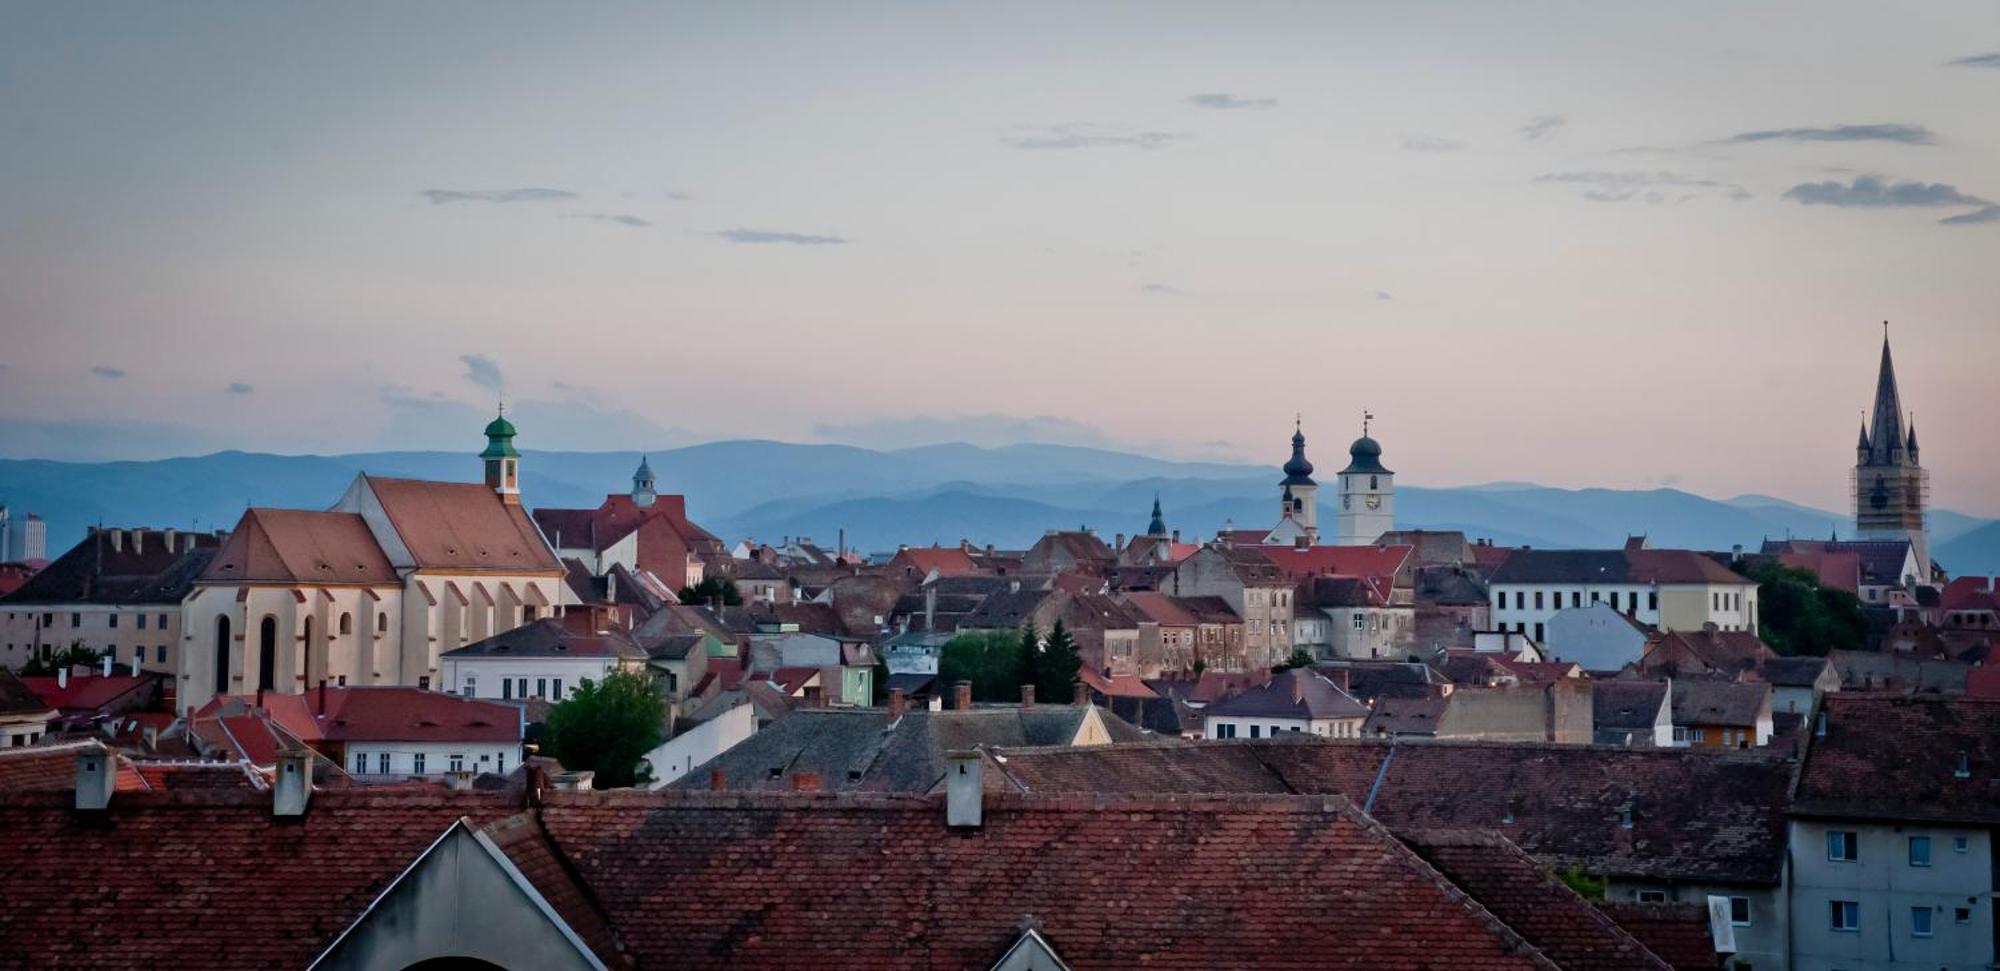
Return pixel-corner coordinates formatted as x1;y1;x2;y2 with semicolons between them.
365;476;562;573
201;508;398;585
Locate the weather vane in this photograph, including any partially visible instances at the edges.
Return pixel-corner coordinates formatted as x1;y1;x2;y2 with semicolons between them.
1362;410;1373;436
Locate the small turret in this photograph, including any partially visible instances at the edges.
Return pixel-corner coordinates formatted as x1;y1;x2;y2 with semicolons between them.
632;456;657;508
480;407;521;504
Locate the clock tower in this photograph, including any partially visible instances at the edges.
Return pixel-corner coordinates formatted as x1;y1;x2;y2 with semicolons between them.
1335;412;1394;546
1853;324;1929;577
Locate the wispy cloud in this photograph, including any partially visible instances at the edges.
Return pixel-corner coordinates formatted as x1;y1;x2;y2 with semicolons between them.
1716;123;1933;145
570;213;651;228
420;187;578;205
1534;171;1751;203
1781;175;1986;207
460;353;505;390
1186;93;1277;110
1945;52;2000;68
1375;291;1394;301
225;382;253;395
999;124;1193;150
665;191;693;201
1518;115;1567;141
1941;205;2000;225
90;365;126;379
1139;282;1184;295
713;229;848;245
1401;134;1466;152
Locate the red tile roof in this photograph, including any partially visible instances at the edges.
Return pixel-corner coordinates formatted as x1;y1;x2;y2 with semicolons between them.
201;508;399;585
197;687;521;747
18;674;152;714
365;475;563;573
889;546;983;578
1793;694;2000;825
0;787;521;969
1594;903;1720;971
0;742;144;792
520;789;1563;970
1260;544;1414;582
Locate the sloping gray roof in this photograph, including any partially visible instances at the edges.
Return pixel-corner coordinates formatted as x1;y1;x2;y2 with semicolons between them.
1592;681;1667;732
1760;656;1832;688
443;617;647;660
1670;681;1768;728
1209;669;1369;721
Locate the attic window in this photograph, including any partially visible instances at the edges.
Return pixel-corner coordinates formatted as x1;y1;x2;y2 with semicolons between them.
1956;751;1971;780
767;767;782;780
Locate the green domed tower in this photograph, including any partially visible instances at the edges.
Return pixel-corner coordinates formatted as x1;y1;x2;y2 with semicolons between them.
481;407;521;504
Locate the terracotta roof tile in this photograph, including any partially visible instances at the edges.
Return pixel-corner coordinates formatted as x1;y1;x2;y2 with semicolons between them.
201;508;398;585
365;476;562;573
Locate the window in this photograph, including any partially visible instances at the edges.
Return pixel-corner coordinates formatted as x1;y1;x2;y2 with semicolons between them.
1827;830;1858;862
1249;725;1262;739
552;678;563;699
108;614;117;629
523;606;538;622
536;678;548;699
72;613;81;627
136;614;146;630
1909;835;1931;867
463;676;477;698
1215;723;1236;739
1534;622;1545;642
156;645;166;663
517;677;529;698
1953;836;1969;853
1955;907;1972;924
413;753;426;774
1571;592;1581;607
1830;900;1859;931
377;613;388;633
158;613;168;628
338;613;352;635
1591;591;1601;604
449;753;465;772
1911;906;1933;937
1648;591;1658;611
1635;890;1667;904
502;678;512;700
1353;614;1366;631
1534;591;1544;610
496;751;506;773
1730;897;1751;926
374;752;389;774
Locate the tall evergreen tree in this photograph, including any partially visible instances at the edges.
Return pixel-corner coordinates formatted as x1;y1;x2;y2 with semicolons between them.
1033;619;1082;701
1017;621;1040;697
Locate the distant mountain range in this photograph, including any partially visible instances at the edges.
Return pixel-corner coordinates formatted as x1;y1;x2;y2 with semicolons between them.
2;441;1995;576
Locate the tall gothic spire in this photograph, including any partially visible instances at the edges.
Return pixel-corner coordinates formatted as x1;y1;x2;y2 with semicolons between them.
1867;322;1907;465
1147;495;1166;537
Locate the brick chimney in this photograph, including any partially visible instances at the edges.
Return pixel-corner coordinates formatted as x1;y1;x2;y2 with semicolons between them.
1073;682;1090;706
953;680;973;711
1020;684;1035;708
888;687;907;720
945;750;982;828
273;748;312;817
709;767;727;790
74;746;115;811
791;771;822;792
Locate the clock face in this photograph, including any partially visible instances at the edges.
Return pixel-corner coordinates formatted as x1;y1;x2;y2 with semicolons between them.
1365;495;1382;511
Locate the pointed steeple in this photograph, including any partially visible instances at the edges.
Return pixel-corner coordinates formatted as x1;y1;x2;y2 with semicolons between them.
1905;416;1919;463
1867;322;1906;465
1146;495;1166;537
632;455;657;508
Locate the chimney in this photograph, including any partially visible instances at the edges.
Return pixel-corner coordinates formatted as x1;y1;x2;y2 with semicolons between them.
1073;682;1090;706
1020;684;1035;708
606;571;617;603
444;770;475;791
131;530;144;554
75;746;115;811
888;687;907;720
924;585;937;631
1171;529;1181;544
953;680;973;711
57;667;68;690
163;528;177;553
101;654;113;678
1009;579;1021;594
273;748;312;817
1115;532;1125;550
945;750;983;828
791;771;822;792
708;766;727;790
108;528;124;553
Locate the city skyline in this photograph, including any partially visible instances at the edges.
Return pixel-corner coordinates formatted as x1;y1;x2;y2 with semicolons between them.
3;2;1998;515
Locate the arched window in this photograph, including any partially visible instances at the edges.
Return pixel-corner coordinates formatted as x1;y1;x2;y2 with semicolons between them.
339;612;352;635
377;612;389;633
1370;475;1378;490
257;616;277;692
213;615;232;697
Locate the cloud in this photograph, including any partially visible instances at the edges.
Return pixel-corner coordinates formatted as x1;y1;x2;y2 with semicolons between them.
225;382;253;395
999;124;1193;150
1518;115;1566;141
1186;93;1277;110
570;213;651;228
713;229;848;245
1375;291;1393;301
1944;52;2000;68
1939;204;2000;225
373;386;696;452
1717;123;1933;145
666;191;693;201
90;365;126;379
1533;171;1751;203
1401;134;1466;152
1781;175;1987;208
419;188;578;205
459;353;505;390
1139;283;1184;295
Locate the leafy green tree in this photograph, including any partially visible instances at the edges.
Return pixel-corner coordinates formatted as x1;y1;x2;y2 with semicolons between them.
1748;560;1869;655
938;630;1028;704
543;670;666;788
1554;866;1606;901
1273;647;1317;673
1030;619;1082;702
21;642;101;677
678;576;743;606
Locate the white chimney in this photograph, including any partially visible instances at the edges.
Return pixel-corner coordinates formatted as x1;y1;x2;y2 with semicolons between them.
101;654;112;677
945;750;982;828
75;746;116;811
274;748;312;817
56;667;69;690
163;528;177;553
108;528;124;553
130;530;144;554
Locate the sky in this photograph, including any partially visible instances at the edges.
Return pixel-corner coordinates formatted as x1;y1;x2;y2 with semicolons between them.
1;2;1997;514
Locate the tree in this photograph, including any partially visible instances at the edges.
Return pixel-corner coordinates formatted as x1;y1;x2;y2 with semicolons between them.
678;576;743;607
1031;620;1081;702
1748;560;1869;655
938;630;1027;704
542;670;665;788
1273;647;1316;673
21;642;101;677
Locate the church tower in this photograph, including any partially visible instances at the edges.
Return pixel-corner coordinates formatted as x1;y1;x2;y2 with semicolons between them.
1146;495;1167;538
481;407;521;505
632;456;658;508
1280;419;1318;543
1335;412;1394;546
1854;324;1929;575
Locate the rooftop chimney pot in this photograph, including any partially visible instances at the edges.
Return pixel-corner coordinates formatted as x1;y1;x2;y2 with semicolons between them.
945;750;983;828
953;680;973;711
1020;684;1035;708
888;687;907;720
74;746;115;811
1073;682;1090;706
273;748;312;817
